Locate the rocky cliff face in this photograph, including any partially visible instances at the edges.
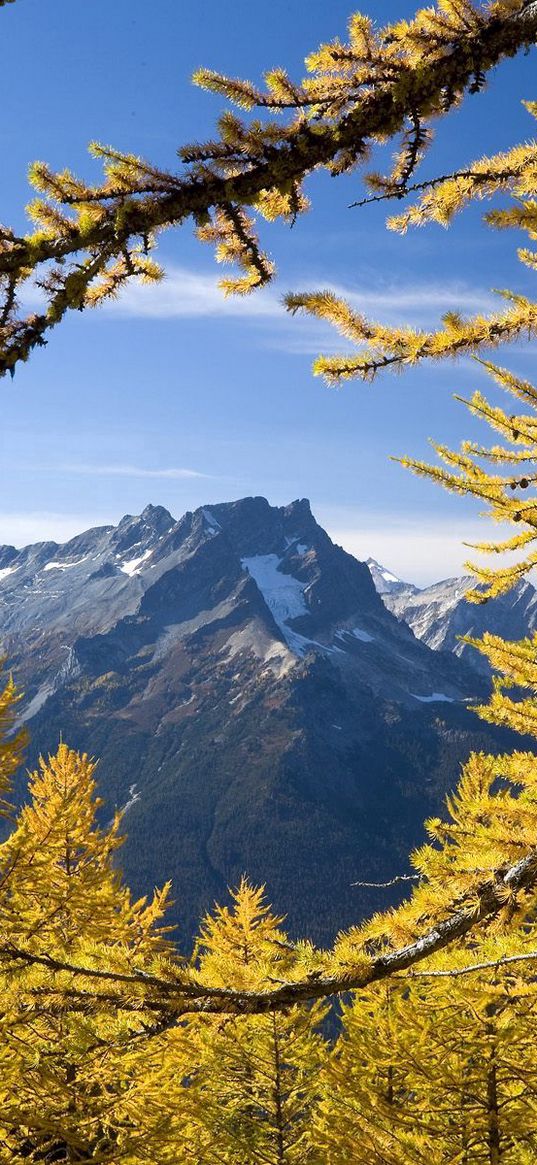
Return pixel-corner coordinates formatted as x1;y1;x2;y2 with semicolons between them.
1;499;513;947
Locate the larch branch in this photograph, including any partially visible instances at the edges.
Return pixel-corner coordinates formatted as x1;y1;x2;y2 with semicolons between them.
2;844;537;1016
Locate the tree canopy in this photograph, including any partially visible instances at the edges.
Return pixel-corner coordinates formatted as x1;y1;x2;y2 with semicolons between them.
2;703;537;1159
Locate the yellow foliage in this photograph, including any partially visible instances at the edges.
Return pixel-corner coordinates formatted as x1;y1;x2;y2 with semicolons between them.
398;361;537;604
288;103;537;382
1;732;537;1158
2;0;537;375
0;663;26;813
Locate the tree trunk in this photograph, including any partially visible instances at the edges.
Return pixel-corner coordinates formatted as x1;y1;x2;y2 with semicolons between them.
485;1013;501;1165
271;1013;286;1165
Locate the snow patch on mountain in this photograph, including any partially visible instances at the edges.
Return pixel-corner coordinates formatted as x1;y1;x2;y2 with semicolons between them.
241;554;308;642
284;628;344;658
122;783;141;815
120;549;152;576
0;566;17;582
352;627;375;643
18;683;54;724
43;558;87;572
412;691;454;703
283;538;310;557
335;627;375;647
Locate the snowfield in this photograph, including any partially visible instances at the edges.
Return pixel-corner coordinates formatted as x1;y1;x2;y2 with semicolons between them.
241;554;309;638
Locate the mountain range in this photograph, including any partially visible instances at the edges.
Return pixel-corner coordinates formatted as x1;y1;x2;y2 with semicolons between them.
0;498;522;947
367;559;537;675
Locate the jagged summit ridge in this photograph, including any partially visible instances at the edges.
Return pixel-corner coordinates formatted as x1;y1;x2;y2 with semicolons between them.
0;497;480;725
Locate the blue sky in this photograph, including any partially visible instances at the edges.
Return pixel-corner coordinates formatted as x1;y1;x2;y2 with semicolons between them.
0;0;535;584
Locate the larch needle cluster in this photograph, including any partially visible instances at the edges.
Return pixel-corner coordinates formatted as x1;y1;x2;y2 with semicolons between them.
1;0;537;376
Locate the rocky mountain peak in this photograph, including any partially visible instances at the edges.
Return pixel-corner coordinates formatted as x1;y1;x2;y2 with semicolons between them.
110;504;175;555
140;503;174;524
366;558;419;597
201;496;290;557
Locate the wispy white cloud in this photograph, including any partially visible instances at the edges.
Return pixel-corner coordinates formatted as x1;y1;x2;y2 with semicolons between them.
328;281;497;319
57;462;210;480
106;265;497;325
19;262;511;365
18;268;283;320
20;262;501;337
101;267;284;320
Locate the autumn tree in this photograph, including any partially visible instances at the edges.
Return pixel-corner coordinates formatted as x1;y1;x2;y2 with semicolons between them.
316;931;537;1164
316;753;537;1164
0;743;176;1162
5;745;537;1160
314;981;427;1165
182;881;327;1165
312;745;537;1165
